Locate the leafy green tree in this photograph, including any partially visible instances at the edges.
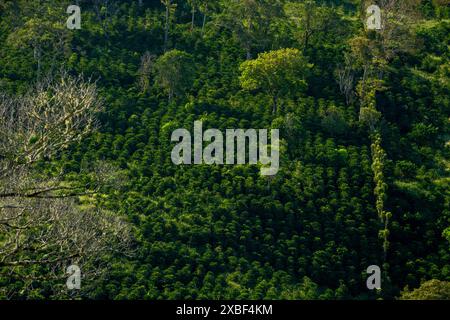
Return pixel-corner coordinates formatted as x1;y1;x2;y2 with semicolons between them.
220;0;283;59
284;1;338;52
5;0;71;78
161;0;177;51
400;280;450;300
154;49;195;102
239;48;312;114
198;0;220;34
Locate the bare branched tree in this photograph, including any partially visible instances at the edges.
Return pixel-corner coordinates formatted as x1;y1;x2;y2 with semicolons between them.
336;0;422;106
0;198;130;267
374;0;422;61
0;72;132;298
0;73;99;173
137;51;155;93
335;55;355;106
360;0;422;64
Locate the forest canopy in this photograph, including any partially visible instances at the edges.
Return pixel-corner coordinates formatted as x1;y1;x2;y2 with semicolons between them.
0;0;449;300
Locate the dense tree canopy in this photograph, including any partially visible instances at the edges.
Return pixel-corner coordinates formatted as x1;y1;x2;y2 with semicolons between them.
239;48;312;113
0;0;449;300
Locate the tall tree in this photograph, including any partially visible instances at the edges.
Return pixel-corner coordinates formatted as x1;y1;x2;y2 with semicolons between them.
6;1;71;78
137;51;156;93
0;73;131;297
154;49;195;101
284;1;338;52
220;0;283;59
346;0;422;261
188;0;198;31
239;48;312;114
161;0;177;51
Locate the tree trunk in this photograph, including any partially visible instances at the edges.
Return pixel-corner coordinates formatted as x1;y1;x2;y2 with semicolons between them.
164;1;170;51
272;96;278;114
201;5;207;35
304;31;310;52
34;46;42;79
191;7;195;31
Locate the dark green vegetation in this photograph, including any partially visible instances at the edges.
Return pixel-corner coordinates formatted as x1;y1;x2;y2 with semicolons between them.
0;0;449;299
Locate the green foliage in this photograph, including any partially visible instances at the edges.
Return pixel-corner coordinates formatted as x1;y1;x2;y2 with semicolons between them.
239;48;312;113
0;0;449;300
400;280;450;300
154;49;195;101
